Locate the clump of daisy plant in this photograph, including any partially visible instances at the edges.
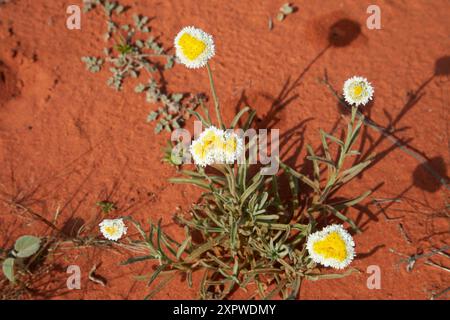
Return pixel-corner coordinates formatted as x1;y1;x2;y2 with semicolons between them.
124;27;375;300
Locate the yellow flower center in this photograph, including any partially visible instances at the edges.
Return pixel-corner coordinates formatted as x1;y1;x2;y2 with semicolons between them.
225;136;237;154
202;131;219;147
105;225;119;236
352;84;363;97
192;142;208;160
312;231;348;262
178;33;206;61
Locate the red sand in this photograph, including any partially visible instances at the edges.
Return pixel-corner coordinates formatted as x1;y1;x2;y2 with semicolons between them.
0;0;448;299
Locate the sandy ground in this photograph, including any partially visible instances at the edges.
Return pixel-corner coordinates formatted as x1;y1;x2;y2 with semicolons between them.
0;0;449;299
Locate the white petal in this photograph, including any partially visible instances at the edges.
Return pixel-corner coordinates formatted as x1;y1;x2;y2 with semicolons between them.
306;224;355;269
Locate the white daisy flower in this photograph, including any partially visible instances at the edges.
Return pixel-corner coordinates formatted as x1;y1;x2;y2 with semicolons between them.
174;26;215;69
190;126;224;166
99;218;127;241
219;131;244;164
343;76;374;107
306;224;355;269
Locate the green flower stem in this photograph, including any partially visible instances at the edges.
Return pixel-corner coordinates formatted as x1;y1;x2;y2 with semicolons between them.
206;62;225;129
